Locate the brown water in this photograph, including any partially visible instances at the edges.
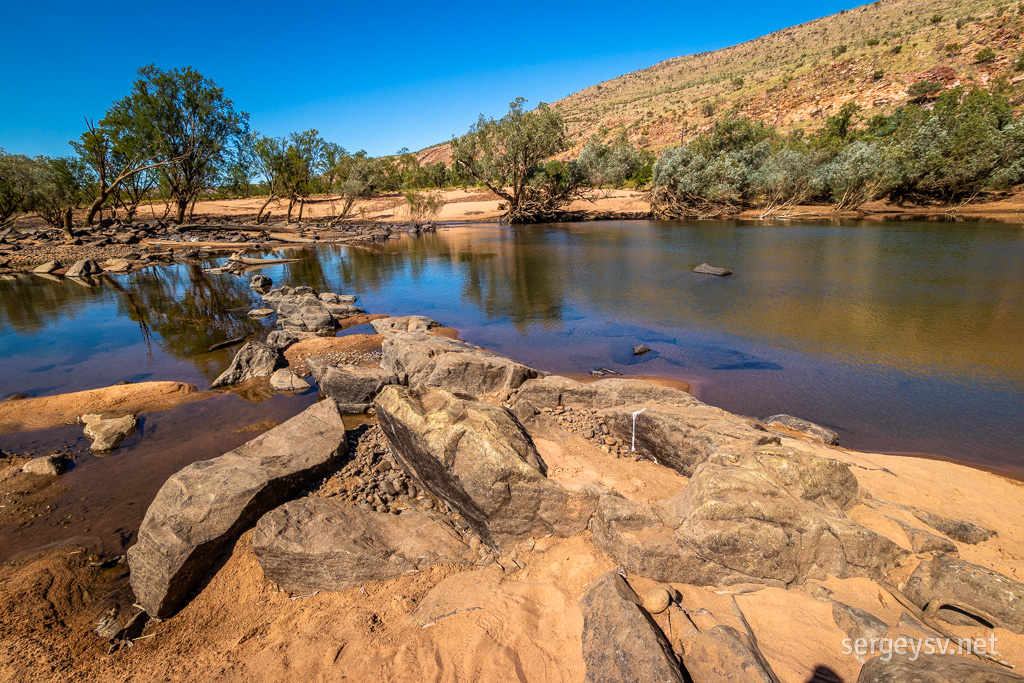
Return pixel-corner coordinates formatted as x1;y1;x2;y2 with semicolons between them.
0;219;1022;562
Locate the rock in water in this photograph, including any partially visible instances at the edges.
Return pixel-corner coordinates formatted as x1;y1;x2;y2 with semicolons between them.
382;332;543;396
632;345;651;356
22;455;67;476
374;385;596;551
250;274;272;290
762;414;839;445
247;308;275;318
66;259;102;277
82;414;138;453
307;358;397;412
371;315;443;336
210;341;280;388
269;368;310;391
578;571;686;683
253;498;474;593
857;655;1024;682
693;263;732;276
32;260;61;274
127;399;347;618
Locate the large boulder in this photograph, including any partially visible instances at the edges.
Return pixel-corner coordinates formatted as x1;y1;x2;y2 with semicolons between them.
307;358;397;413
592;450;900;587
382;332;543;396
65;259;102;277
211;341;280;388
857;655;1024;682
253;498;473;593
371;315;443;336
127;400;347;618
904;553;1024;633
578;571;686;683
514;375;697;412
374;385;596;551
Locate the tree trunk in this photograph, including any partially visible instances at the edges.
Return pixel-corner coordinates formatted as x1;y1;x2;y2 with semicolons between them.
286;196;295;222
85;192;109;226
297;198;304;221
62;206;74;240
257;195;275;223
175;198;188;223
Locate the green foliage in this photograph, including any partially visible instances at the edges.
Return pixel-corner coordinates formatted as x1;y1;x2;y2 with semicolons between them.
930;14;943;23
0;150;34;225
402;189;445;223
907;80;943;100
731;76;745;88
450;98;584;222
866;38;880;46
831;44;849;58
577;131;642;187
944;42;963;54
103;64;249;223
891;45;903;54
26;156;94;233
975;47;997;63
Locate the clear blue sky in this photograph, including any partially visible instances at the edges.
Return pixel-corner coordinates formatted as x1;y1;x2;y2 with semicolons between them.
0;0;858;158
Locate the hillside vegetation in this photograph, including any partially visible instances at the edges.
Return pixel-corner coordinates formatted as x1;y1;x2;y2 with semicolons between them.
420;0;1024;162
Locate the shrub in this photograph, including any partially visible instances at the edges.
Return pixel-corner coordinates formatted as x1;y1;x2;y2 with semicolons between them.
891;45;903;54
975;47;997;63
931;14;943;23
945;42;963;54
866;38;880;46
907;80;943;100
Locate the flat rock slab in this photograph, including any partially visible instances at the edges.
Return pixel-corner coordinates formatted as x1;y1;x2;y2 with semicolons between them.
514;376;696;412
578;571;685;683
693;263;732;276
82;414;138;453
253;498;473;593
762;414;839;445
382;332;542;396
127;399;347;618
371;315;443;335
857;655;1024;682
375;385;595;551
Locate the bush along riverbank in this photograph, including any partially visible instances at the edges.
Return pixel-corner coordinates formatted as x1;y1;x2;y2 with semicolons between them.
2;278;1022;682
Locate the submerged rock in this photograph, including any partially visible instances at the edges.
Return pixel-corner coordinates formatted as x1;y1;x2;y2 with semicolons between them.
127;399;347;618
210;341;280;388
374;385;595;551
269;368;310;392
82;414;138;453
250;274;272;290
253;498;473;593
693;263;732;276
578;571;686;683
632;345;651;356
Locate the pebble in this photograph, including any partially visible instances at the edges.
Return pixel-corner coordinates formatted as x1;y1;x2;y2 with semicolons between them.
643;587;672;614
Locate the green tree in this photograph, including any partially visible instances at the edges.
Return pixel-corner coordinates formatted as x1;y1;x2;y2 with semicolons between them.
103;65;249;223
577;131;642;187
26;156;94;237
0;150;34;227
450;98;583;222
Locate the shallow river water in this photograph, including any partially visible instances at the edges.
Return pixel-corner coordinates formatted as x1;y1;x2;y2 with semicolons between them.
1;219;1022;560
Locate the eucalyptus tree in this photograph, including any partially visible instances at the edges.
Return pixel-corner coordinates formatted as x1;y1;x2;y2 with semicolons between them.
450;98;584;222
0;149;34;227
103;65;249;223
26;156;94;237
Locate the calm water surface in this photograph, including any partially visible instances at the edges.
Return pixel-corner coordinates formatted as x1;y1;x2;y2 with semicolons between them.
1;220;1022;559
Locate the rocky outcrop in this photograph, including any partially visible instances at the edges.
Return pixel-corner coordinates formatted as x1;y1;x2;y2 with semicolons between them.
261;286;365;336
82;413;138;453
762;414;839;445
253;498;473;593
127;400;347;618
382;333;543;396
374;385;596;551
371;315;443;336
890;518;958;554
514;375;696;412
857;655;1024;682
578;571;686;683
211;341;280;388
904;553;1024;633
307;358;397;412
908;507;997;545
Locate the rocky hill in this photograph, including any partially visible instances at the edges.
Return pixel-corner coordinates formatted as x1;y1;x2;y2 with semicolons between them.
419;0;1024;163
